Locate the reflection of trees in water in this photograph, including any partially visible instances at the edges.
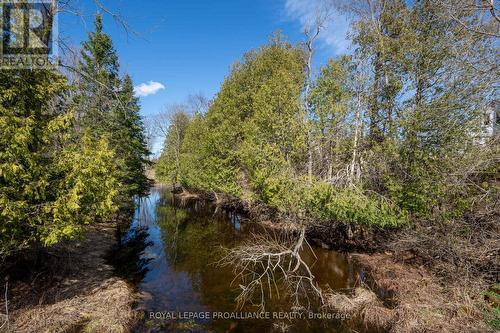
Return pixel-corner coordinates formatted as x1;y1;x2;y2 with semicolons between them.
135;192;161;228
155;189;325;312
140;188;358;332
153;190;254;312
107;227;153;284
302;248;359;292
107;195;163;284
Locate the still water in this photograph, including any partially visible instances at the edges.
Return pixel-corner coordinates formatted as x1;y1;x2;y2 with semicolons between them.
127;187;375;333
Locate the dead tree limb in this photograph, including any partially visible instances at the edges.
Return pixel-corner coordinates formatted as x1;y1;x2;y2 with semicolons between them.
219;227;324;311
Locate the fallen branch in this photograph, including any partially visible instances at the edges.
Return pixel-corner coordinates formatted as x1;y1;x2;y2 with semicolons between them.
219;226;323;311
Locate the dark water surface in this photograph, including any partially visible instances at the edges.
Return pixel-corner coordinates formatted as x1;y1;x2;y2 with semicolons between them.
128;187;375;333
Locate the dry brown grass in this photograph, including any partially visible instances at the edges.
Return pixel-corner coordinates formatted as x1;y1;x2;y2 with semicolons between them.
12;278;135;333
362;305;395;331
391;212;499;284
0;223;138;333
353;253;493;333
324;287;380;314
324;286;397;332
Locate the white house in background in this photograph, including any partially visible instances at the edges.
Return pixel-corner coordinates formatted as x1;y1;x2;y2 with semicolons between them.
476;103;499;144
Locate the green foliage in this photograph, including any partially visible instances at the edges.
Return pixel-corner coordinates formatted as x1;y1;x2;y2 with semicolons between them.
156;111;191;185
43;133;118;246
177;115;210;188
155;1;497;232
78;15;150;200
349;0;497;220
310;57;350;123
485;285;500;330
486;306;500;331
309;57;352;177
0;14;150;257
158;34;306;199
240;141;304;212
0;68;119;255
153;33;410;229
304;182;409;228
78;14;120;135
112;75;151;198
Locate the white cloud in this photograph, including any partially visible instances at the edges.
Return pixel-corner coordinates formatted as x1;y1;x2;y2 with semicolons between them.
134;81;165;97
284;0;351;55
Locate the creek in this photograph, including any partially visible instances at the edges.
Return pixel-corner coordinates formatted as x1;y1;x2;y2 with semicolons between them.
126;187;384;333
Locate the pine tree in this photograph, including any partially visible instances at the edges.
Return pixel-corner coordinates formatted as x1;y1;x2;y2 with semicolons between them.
114;74;151;197
77;14;151;203
0;12;152;258
0;68;119;255
78;13;120;135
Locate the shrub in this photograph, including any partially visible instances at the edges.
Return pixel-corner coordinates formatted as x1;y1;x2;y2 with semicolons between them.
304;182;409;228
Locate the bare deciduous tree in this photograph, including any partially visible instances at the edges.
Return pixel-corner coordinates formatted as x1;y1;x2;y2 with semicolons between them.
303;3;333;184
153;104;191;185
438;0;500;37
142;116;158;158
348;56;370;185
186;93;210;115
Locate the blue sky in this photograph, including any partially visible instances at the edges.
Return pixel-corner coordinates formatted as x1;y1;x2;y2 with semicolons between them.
60;0;351;112
59;0;351;153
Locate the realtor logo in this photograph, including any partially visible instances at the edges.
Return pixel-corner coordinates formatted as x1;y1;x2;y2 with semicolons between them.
0;0;57;69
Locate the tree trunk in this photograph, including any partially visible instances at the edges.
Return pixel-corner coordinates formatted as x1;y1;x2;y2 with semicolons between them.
369;52;382;145
305;46;314;184
350;91;363;183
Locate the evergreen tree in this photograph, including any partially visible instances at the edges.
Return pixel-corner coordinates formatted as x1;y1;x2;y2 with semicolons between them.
157;35;307;208
0;12;151;258
77;14;151;203
0;68;119;255
78;14;120;134
114;74;151;197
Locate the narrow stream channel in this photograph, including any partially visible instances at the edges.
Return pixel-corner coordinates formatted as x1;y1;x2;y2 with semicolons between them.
125;187;379;333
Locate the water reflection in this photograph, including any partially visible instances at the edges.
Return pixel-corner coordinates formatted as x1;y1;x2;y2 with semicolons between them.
130;187;368;333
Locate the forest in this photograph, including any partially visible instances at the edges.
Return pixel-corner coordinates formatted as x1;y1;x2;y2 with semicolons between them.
157;1;498;229
0;5;152;332
0;0;498;332
1;12;150;256
155;0;499;332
